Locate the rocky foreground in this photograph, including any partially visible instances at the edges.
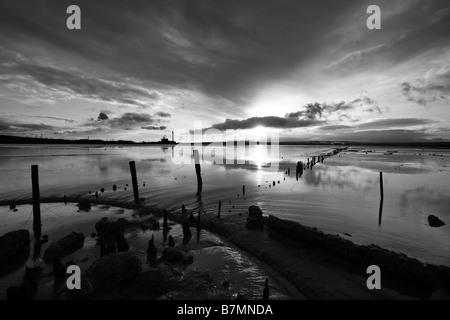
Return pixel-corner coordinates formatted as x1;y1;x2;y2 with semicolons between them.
1;200;449;300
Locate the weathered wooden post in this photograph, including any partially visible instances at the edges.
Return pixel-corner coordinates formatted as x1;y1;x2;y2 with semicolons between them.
263;278;269;300
197;210;201;228
129;161;140;205
218;200;222;218
31;165;42;240
163;209;169;230
193;150;202;196
378;172;384;225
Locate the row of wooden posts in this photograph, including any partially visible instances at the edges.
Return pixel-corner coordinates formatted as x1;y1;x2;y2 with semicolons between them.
29;148;385;241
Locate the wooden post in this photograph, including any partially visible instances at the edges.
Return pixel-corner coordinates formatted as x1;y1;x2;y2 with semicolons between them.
193;150;202;196
263;278;269;300
242;185;246;196
129;161;140;205
378;172;384;225
163;209;169;230
218;200;222;218
31;165;42;240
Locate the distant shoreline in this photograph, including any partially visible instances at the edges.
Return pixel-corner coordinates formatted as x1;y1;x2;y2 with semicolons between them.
1;135;450;148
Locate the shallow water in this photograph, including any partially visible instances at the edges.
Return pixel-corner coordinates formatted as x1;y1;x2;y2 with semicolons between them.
0;203;293;300
0;144;449;267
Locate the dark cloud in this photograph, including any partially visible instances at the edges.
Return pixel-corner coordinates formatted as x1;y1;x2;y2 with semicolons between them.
211;116;322;130
0;48;158;107
401;66;450;106
141;126;167;130
108;113;156;129
0;117;58;133
327;0;450;74
155;112;171;118
357;118;434;129
286;103;324;120
337;129;440;143
97;112;109;121
32;115;75;123
0;0;368;105
319;125;353;131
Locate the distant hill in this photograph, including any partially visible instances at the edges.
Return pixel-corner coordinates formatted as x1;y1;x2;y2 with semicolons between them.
0;134;449;148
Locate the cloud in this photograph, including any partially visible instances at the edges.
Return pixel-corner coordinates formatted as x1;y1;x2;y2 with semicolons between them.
401;64;450;106
211;116;322;130
155;112;171;118
141;126;167;130
32;115;75;123
357;118;434;129
0;117;58;133
319;125;353;131
337;129;440;143
0;48;160;108
97;112;109;121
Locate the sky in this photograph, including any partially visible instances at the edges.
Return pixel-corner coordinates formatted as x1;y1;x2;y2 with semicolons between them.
0;0;449;143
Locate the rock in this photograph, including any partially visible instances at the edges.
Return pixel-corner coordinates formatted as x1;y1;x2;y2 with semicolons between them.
161;248;194;265
246;206;264;229
248;205;263;218
147;235;157;259
0;229;30;263
428;215;446;228
116;218;129;230
120;263;180;299
95;218;129;253
77;199;91;211
151;221;160;230
23;265;43;291
168;235;175;248
43;232;85;262
86;252;141;290
7;282;31;300
182;221;192;238
53;258;66;279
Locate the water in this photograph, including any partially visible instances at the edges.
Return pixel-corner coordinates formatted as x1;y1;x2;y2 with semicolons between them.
0;144;449;267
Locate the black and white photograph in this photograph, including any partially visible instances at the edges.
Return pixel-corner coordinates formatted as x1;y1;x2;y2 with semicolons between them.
0;0;449;304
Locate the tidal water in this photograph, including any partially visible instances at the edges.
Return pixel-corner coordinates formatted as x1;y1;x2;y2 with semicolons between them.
0;144;449;267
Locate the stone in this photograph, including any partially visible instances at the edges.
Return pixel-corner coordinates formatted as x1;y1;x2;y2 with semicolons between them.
86;252;141;290
248;205;263;218
95;217;129;253
160;248;194;265
43;232;85;262
428;215;445;228
168;235;175;247
77;199;91;211
0;229;30;263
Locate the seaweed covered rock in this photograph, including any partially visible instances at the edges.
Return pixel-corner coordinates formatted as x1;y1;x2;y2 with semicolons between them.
246;205;264;229
43;232;84;262
0;229;30;263
160;247;194;265
86;252;141;290
95;217;129;254
428;215;445;228
77;199;91;211
120;263;180;299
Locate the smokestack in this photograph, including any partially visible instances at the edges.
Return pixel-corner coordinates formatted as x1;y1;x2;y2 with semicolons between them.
172;131;174;142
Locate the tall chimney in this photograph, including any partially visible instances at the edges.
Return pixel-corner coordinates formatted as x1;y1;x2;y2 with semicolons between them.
172;131;174;142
